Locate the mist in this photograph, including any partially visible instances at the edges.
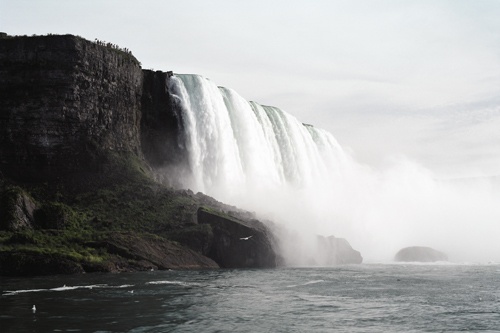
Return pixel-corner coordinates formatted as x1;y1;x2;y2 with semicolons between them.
240;157;500;264
169;74;500;265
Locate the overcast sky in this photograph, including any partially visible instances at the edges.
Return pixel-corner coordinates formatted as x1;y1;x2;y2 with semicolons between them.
2;0;499;178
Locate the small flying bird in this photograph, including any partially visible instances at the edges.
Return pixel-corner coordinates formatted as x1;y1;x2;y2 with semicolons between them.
32;305;36;313
239;235;253;240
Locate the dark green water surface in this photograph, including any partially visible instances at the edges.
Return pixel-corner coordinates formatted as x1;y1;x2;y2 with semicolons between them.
1;264;499;332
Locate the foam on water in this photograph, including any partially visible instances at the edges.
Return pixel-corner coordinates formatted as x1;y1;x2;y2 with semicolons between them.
2;284;132;296
146;280;200;287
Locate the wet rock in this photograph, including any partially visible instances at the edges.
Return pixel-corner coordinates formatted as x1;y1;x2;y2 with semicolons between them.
197;208;278;268
0;251;85;276
141;70;185;169
0;186;37;231
86;232;219;270
167;223;214;255
395;246;448;262
0;232;219;276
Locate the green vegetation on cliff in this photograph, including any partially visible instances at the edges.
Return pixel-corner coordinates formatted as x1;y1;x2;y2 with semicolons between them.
0;151;223;275
0;145;279;275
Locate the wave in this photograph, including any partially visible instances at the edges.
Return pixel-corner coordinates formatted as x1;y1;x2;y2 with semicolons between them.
2;284;133;296
146;280;200;287
286;279;325;288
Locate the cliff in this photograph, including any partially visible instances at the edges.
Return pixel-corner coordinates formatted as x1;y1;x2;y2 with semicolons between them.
141;70;185;168
0;33;278;275
0;33;363;275
0;34;143;181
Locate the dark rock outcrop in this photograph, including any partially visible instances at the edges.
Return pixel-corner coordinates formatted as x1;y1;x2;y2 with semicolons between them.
0;251;85;276
0;232;219;276
394;246;448;262
0;186;37;231
83;232;219;272
92;232;219;270
197;208;278;268
140;69;190;188
141;70;184;168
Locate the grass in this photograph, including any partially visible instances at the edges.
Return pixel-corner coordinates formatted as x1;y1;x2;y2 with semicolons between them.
0;229;109;264
0;151;222;273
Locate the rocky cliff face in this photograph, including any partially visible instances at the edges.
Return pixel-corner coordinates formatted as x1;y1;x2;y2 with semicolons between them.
0;34;143;180
141;70;183;167
0;34;362;275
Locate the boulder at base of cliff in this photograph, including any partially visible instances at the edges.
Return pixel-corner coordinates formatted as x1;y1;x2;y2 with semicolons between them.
0;251;85;276
197;207;278;268
0;186;37;231
316;235;363;265
394;246;448;262
88;232;219;271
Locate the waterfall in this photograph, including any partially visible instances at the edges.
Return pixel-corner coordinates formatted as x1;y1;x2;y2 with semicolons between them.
168;74;351;198
167;74;365;265
167;74;500;264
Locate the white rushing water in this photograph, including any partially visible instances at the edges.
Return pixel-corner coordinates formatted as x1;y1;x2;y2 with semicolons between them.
168;74;500;264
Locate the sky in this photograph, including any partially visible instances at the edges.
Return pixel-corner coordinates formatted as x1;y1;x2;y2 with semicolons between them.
2;0;500;178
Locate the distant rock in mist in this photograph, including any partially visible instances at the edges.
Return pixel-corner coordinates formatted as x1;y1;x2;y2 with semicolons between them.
318;235;363;265
394;246;448;262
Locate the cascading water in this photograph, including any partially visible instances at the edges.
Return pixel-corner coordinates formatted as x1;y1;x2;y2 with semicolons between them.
168;74;500;264
168;74;351;196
